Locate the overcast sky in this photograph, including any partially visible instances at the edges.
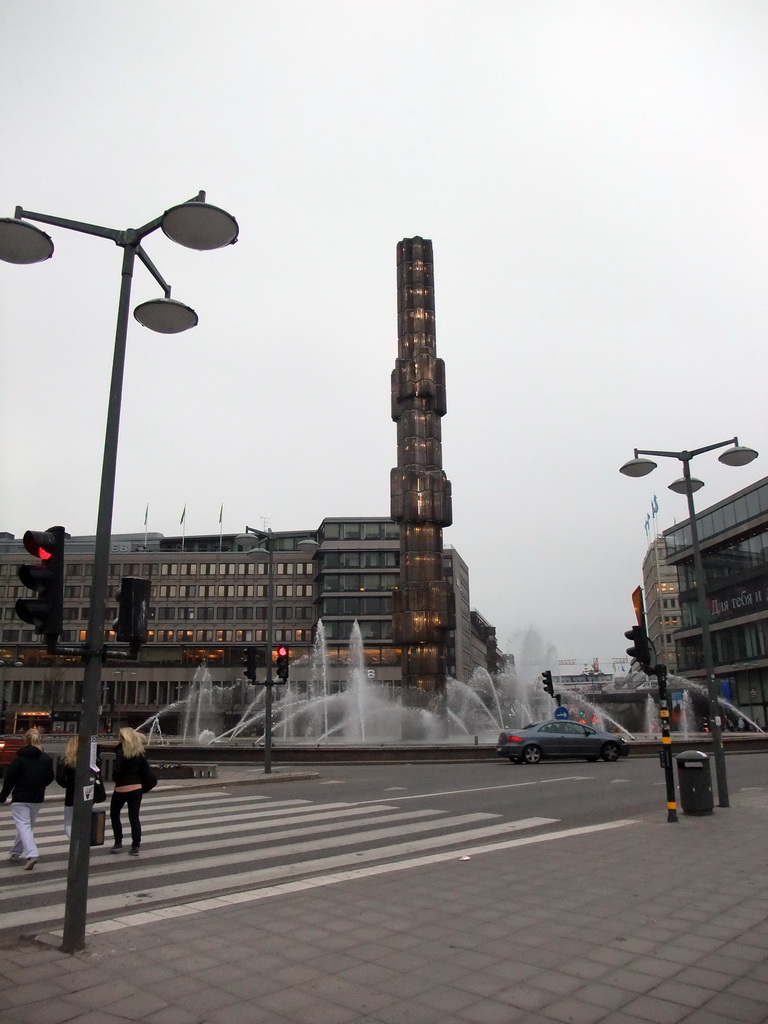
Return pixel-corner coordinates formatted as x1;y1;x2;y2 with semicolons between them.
2;1;767;672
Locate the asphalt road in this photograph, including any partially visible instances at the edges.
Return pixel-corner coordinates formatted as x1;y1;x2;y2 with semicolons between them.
2;752;767;939
273;750;768;827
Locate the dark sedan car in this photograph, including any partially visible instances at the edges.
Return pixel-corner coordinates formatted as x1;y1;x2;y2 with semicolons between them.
496;720;631;764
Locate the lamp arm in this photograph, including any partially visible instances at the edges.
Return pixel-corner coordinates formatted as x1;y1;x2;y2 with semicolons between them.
14;207;120;243
136;245;172;297
635;438;738;462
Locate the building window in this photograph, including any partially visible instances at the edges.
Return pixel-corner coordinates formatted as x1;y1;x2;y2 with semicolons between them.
177;630;194;642
276;585;294;598
161;564;178;576
217;585;235;598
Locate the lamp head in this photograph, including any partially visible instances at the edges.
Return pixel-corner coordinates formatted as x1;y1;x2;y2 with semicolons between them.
669;477;704;495
619;457;657;478
133;298;198;334
161;201;239;251
718;444;758;468
0;218;54;264
297;539;319;552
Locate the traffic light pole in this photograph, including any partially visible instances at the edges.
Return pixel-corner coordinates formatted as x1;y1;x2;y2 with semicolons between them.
654;665;678;823
264;532;275;775
61;242;137;953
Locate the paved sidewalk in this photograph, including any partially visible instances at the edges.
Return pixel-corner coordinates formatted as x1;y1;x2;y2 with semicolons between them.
1;774;767;1024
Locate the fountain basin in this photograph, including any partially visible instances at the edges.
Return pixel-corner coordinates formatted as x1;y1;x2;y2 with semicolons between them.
138;731;768;766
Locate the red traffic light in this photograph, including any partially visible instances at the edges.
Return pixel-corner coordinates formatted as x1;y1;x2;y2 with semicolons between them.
275;645;290;681
22;530;57;560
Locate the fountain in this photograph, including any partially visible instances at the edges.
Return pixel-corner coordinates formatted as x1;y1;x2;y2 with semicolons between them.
131;623;762;756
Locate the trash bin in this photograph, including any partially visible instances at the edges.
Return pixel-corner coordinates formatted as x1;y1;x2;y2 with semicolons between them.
676;749;714;815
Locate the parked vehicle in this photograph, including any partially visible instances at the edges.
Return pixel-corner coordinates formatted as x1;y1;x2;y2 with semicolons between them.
496;720;631;764
0;736;26;774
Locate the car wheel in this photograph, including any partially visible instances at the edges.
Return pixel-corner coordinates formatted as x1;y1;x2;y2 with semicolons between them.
522;745;543;765
601;742;620;762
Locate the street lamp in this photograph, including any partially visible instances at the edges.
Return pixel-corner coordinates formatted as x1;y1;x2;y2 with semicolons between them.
620;437;758;808
235;528;277;773
0;192;238;953
110;670;136;735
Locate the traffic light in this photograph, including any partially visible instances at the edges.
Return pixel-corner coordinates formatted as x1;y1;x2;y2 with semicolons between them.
542;670;554;697
625;624;652;671
243;647;257;682
15;526;65;652
275;645;290;682
114;577;151;646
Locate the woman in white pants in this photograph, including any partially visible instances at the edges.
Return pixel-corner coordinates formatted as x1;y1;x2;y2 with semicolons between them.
0;728;55;870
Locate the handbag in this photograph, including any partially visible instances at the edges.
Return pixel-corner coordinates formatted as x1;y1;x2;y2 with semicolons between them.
93;776;106;803
140;758;158;793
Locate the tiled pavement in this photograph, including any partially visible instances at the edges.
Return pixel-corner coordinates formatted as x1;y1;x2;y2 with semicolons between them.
1;768;767;1024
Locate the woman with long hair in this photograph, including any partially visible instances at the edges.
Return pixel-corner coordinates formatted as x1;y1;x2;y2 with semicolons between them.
55;735;79;838
110;727;150;856
0;727;54;870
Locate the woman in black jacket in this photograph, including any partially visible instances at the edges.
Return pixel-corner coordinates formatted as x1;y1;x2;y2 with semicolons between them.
55;735;79;838
0;728;54;870
110;727;150;856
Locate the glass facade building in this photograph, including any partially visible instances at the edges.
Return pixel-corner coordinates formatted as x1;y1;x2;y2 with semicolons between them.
663;476;768;726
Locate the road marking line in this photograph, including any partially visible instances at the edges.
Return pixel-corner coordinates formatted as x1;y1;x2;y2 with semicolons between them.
4;817;557;931
59;818;639;938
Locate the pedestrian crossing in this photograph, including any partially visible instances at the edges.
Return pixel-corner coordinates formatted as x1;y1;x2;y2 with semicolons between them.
0;790;636;938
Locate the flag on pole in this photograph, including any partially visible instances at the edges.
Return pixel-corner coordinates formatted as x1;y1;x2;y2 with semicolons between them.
144;504;149;526
180;504;186;525
651;494;659;515
218;503;223;524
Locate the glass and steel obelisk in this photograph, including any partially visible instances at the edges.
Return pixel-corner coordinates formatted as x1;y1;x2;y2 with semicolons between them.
390;237;454;713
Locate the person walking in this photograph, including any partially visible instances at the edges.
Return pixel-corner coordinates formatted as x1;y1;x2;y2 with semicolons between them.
55;735;79;838
110;727;151;856
0;727;55;870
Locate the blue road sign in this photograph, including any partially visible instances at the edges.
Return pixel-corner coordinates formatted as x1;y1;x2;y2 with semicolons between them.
554;705;569;720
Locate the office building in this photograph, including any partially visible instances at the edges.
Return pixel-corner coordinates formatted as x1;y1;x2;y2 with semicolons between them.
663;475;768;726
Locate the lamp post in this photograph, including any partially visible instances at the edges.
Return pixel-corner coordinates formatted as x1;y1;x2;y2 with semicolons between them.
235;528;276;772
0;192;238;953
111;669;136;735
620;437;758;808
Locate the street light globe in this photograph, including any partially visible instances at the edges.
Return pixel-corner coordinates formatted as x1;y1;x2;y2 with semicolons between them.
0;218;54;264
619;457;657;478
669;477;704;494
718;445;758;468
161;202;239;251
297;539;319;553
133;298;198;334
